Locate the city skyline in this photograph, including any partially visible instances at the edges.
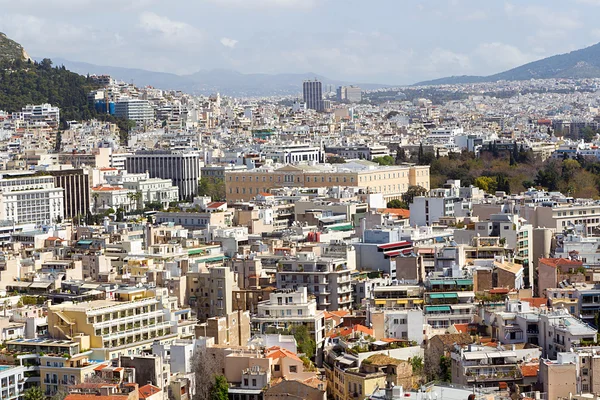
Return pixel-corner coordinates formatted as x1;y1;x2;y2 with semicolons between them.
1;0;600;84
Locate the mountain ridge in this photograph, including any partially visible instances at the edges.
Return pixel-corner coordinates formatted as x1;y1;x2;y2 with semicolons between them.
415;42;600;86
44;57;392;96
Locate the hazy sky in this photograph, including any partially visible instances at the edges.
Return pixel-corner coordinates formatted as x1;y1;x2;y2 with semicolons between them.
1;0;599;84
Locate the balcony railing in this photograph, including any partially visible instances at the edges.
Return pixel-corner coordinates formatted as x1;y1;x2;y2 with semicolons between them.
465;366;522;382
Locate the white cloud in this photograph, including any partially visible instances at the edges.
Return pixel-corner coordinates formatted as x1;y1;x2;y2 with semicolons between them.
474;42;537;72
220;37;238;48
591;28;600;39
203;0;317;9
138;12;202;44
576;0;600;5
425;48;472;74
0;13;89;56
504;2;579;30
460;10;487;21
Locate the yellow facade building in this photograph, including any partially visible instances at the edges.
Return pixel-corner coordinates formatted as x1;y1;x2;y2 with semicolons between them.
47;287;183;360
224;162;430;203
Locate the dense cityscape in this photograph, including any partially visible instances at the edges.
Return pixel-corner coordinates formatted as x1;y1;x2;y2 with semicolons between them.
5;4;600;400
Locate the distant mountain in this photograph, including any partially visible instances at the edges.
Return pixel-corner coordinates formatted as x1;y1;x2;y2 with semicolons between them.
46;58;391;96
0;32;32;63
415;42;600;86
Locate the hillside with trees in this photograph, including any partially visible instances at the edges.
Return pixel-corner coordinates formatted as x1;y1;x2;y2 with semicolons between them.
390;144;600;202
0;57;98;123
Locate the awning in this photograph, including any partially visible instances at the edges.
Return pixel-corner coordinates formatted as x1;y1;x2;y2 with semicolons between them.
456;279;473;285
464;353;487;360
425;305;451;312
429;293;458;299
487;351;516;358
327;223;353;231
188;248;205;256
429;280;448;285
30;282;52;289
7;282;31;288
200;256;225;262
81;283;100;289
77;240;93;245
375;300;386;305
396;300;408;305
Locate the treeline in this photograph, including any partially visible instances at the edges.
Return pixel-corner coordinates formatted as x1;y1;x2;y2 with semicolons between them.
429;146;600;198
0;58;98;122
0;58;138;145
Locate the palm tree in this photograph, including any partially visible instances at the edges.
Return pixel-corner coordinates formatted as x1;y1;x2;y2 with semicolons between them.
92;192;99;212
127;191;142;212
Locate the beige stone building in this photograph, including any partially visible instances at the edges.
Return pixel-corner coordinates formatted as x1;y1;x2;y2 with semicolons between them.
224;162;430;203
47;287;184;360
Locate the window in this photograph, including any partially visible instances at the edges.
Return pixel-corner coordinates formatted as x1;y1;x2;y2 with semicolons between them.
244;379;248;386
289;366;297;373
252;379;256;386
274;365;280;371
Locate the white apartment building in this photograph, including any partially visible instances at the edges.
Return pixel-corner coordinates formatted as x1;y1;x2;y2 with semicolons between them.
12;103;60;129
276;243;356;311
549;202;600;235
115;99;154;124
0;365;26;400
261;142;323;164
483;301;597;358
369;308;424;344
91;186;136;213
0;173;64;225
106;171;179;208
252;288;325;350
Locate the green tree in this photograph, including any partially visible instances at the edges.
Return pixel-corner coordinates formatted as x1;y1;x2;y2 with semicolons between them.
386;199;407;209
326;156;346;164
439;355;452;382
209;375;228;400
473;176;497;193
372;155;394;166
395;148;407;164
581;126;597;142
292;325;316;357
496;174;510;194
24;386;44;400
401;185;428;206
197;178;226;201
417;143;424;164
410;356;424;375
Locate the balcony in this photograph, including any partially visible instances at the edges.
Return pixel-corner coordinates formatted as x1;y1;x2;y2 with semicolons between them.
465;366;522;382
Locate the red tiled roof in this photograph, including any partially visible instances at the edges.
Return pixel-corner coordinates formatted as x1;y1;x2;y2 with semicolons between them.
377;241;411;250
93;364;109;372
266;346;301;362
139;384;161;399
324;310;349;319
377;208;410;218
538;258;583;268
520;298;547;308
520;364;539;377
489;288;510;294
329;324;373;338
91;186;124;191
65;395;124;400
453;323;469;333
258;192;273;196
206;202;226;209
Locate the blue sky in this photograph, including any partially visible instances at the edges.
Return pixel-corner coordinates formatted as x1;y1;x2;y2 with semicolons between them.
0;0;599;84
